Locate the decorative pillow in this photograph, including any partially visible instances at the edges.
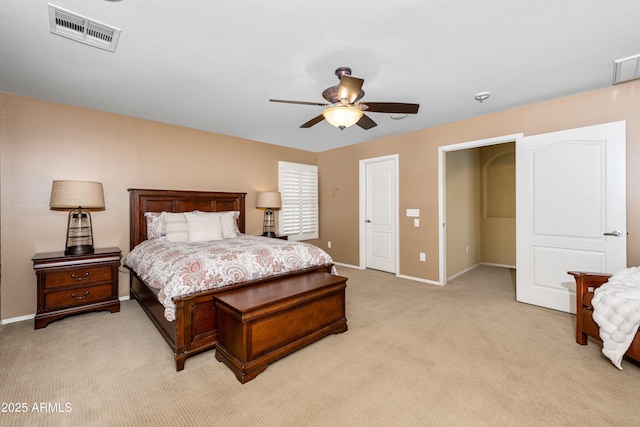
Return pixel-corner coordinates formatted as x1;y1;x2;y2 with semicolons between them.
219;211;240;238
185;212;223;242
144;212;165;239
194;211;240;238
162;212;189;243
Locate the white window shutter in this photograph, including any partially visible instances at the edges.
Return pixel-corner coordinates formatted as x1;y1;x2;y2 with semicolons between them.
278;161;318;241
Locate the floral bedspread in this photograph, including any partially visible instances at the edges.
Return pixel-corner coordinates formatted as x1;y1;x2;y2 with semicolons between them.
123;235;335;321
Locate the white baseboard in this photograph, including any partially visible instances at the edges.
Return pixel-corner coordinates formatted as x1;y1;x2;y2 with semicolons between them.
395;274;441;286
334;262;441;286
333;262;362;270
1;295;131;325
1;313;34;325
447;263;481;281
480;262;516;269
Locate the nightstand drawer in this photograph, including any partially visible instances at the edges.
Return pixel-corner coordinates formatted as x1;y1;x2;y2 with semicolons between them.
44;265;112;289
44;283;113;309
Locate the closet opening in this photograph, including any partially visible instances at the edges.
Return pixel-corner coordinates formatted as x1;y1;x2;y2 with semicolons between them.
439;137;517;295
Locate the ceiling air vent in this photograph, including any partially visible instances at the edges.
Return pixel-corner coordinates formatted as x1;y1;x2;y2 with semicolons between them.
48;4;121;52
613;54;640;85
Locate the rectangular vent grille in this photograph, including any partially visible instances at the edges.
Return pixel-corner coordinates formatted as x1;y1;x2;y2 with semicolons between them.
613;54;640;85
48;4;120;52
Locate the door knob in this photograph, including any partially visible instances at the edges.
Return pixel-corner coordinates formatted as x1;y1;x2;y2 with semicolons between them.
366;219;372;223
603;230;622;237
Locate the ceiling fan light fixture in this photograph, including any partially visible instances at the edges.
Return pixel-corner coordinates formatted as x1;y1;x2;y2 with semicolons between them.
322;105;363;130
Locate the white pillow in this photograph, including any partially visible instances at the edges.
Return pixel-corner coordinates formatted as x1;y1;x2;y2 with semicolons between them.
185;212;223;242
219;211;240;238
162;212;189;242
195;211;240;238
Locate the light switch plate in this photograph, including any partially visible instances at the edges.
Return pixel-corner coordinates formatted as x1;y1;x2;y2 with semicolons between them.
406;209;420;217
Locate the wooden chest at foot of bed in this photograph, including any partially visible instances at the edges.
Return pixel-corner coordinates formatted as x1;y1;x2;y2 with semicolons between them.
214;271;348;383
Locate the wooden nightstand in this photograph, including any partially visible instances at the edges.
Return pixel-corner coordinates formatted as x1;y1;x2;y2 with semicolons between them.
32;247;122;329
261;235;288;240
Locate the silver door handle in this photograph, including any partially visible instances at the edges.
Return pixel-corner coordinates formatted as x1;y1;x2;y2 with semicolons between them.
603;230;622;237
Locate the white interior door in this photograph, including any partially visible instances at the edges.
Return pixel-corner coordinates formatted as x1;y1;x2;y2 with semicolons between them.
516;121;626;313
363;156;397;273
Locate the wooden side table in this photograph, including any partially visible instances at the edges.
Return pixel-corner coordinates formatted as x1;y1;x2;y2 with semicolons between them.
32;247;122;329
260;235;288;240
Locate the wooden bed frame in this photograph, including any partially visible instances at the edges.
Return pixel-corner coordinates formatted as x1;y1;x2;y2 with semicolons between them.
127;189;334;371
569;271;640;363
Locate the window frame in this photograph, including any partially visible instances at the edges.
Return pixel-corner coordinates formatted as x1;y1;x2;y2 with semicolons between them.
278;161;318;241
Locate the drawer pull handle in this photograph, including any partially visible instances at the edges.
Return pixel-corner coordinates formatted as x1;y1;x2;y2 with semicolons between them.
71;272;90;281
71;291;90;300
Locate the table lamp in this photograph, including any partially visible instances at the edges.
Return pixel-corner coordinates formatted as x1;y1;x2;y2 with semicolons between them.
50;180;105;255
256;191;281;237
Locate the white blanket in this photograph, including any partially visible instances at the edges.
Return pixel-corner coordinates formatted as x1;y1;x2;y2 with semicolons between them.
591;266;640;369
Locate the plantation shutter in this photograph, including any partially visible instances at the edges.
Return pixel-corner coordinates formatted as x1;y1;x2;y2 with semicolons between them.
278;161;318;241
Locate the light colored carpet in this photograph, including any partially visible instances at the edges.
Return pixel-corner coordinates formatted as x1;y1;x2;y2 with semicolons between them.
1;265;639;426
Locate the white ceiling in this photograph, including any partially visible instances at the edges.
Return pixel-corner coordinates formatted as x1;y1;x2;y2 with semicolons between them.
1;0;639;152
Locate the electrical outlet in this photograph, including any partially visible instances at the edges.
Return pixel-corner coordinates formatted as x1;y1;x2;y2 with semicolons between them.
414;218;420;227
328;241;332;249
419;252;426;262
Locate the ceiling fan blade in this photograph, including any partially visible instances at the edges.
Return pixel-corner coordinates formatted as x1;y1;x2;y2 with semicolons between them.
337;75;364;103
300;114;325;128
356;114;377;130
270;99;327;107
363;102;420;114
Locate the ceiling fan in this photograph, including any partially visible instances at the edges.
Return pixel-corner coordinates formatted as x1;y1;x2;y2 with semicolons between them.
269;67;420;130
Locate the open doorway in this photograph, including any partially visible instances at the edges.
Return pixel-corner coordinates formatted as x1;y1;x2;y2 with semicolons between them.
439;123;625;313
438;134;521;288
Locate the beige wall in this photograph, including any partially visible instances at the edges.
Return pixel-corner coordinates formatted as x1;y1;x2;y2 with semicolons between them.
480;143;516;267
445;148;482;276
2;79;640;320
318;80;640;281
0;93;317;321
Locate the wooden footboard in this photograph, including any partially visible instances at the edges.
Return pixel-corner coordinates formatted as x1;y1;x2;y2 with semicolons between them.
129;264;335;371
568;271;640;364
568;271;611;345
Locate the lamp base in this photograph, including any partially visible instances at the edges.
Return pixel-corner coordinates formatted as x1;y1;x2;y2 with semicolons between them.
262;231;276;238
65;245;95;256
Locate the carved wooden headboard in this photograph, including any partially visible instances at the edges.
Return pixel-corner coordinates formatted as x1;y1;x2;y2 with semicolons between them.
128;188;246;249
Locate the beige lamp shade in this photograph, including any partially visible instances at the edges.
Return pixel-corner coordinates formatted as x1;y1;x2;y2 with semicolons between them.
322;105;363;129
50;180;105;210
256;191;281;209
